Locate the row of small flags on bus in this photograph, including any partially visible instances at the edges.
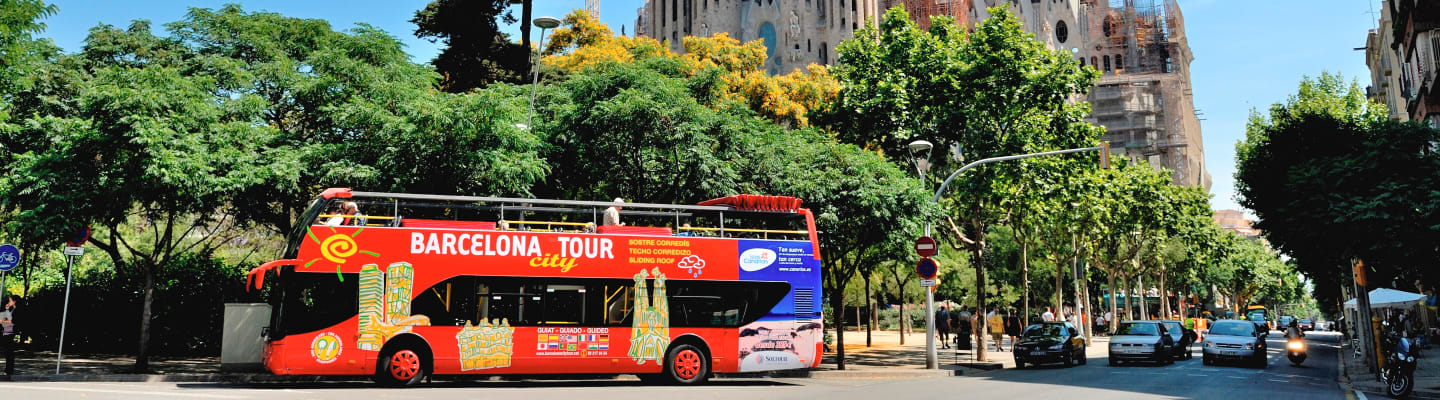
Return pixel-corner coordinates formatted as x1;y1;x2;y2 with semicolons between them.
536;334;610;351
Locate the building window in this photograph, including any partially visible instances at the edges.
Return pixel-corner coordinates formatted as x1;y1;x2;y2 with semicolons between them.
821;42;828;64
1115;54;1123;70
672;0;677;21
1078;57;1085;67
1055;20;1068;44
1103;55;1111;71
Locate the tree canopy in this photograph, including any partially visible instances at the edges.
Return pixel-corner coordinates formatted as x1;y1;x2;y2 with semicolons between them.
1235;72;1440;309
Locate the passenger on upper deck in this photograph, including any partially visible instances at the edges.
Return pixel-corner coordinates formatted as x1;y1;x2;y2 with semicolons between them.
324;202;366;226
603;198;625;226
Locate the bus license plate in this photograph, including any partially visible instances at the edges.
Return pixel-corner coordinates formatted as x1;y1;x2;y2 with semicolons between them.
1031;351;1047;355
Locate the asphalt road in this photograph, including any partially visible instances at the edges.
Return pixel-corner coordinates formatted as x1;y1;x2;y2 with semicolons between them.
0;332;1350;400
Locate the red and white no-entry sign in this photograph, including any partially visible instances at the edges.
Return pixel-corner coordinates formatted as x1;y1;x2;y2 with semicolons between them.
915;236;937;257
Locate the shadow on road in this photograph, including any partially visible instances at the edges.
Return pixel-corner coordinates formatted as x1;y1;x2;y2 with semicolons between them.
180;377;800;390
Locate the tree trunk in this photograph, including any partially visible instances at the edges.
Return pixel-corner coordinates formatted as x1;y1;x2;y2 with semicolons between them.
863;274;873;347
1159;267;1169;319
1082;273;1095;344
974;243;989;362
1139;273;1149;320
136;264;155;372
1055;255;1066;322
1108;272;1119;332
1021;236;1030;327
521;0;533;57
832;282;848;370
1122;274;1133;320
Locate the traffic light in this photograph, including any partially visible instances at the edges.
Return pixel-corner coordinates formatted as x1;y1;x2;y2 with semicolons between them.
1099;141;1111;169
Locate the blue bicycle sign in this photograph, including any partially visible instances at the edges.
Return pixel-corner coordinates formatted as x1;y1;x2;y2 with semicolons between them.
0;244;19;271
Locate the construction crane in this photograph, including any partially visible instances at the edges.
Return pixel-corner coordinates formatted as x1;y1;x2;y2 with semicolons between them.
586;0;599;20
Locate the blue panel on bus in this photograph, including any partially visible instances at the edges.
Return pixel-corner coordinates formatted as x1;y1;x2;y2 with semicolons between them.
738;240;821;321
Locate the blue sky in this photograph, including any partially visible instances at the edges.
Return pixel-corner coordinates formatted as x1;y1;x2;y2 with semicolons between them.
37;0;1382;217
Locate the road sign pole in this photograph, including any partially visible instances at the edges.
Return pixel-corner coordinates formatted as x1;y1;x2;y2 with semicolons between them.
926;281;937;369
57;254;75;374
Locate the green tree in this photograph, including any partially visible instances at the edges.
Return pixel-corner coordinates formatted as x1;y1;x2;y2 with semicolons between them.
412;0;529;91
1235;72;1440;309
1;6;550;370
827;6;1102;362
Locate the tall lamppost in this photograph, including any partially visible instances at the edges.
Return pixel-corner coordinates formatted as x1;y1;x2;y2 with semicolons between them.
906;140;938;369
911;141;1108;366
526;16;562;130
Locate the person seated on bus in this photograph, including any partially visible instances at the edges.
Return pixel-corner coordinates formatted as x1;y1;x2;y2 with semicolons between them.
603;198;625;226
324;202;366;226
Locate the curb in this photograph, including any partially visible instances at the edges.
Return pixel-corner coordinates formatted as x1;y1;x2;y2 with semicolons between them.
3;374;367;383
797;369;962;379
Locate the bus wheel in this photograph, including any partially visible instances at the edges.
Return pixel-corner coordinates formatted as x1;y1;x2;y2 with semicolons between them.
664;344;710;385
377;348;427;387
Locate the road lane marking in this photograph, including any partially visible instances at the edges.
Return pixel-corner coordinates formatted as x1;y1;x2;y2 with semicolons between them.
1354;390;1368;400
0;384;245;399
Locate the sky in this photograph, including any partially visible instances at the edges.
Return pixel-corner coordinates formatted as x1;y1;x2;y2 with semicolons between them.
36;0;1385;218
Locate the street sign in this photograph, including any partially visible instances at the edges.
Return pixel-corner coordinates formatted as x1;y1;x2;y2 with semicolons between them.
66;226;90;247
914;236;938;257
921;279;936;287
916;257;939;279
63;246;84;256
0;244;19;271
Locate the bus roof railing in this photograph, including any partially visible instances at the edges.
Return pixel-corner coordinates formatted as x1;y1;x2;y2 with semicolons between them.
333;189;802;215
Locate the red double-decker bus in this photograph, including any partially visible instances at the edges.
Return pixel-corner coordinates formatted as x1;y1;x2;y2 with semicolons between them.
246;188;822;386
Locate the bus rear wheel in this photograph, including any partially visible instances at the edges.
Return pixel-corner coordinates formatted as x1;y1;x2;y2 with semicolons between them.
376;348;427;387
664;344;710;385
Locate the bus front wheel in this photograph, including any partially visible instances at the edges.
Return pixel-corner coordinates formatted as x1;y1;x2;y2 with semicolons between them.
664;344;710;385
376;347;427;387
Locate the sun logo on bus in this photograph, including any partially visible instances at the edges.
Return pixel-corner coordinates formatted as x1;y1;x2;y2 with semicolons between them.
303;227;381;281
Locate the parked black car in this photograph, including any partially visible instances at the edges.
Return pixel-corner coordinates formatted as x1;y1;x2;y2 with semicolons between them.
1013;322;1087;369
1160;320;1197;360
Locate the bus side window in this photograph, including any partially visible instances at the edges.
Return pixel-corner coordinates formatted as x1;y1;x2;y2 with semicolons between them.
409;277;479;326
542;284;586;325
478;280;543;326
603;285;633;326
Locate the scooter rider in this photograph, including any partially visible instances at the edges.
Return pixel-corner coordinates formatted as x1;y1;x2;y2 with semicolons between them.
1286;319;1304;340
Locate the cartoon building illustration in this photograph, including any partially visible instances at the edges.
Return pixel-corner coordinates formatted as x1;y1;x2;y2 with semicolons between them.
456;318;514;370
356;262;430;351
629;267;670;365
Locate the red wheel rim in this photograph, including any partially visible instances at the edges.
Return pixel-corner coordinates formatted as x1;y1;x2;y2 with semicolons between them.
674;349;702;380
389;350;421;381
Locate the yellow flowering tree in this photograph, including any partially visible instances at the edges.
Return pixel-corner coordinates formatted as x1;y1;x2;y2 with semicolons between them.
541;10;837;127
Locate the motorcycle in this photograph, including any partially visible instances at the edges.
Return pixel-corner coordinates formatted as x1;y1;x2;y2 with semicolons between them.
1380;327;1417;398
1286;337;1307;365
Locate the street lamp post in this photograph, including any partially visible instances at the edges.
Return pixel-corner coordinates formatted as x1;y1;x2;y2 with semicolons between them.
906;140;938;369
912;142;1109;367
526;16;562;130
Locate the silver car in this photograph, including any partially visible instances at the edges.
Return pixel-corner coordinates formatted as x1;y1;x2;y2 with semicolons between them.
1201;320;1268;368
1108;321;1175;366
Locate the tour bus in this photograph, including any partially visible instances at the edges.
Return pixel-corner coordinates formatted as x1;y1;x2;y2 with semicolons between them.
245;188;822;386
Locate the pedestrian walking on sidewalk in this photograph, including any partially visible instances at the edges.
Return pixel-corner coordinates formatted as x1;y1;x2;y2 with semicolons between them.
988;310;1005;352
936;305;952;349
1005;309;1023;349
1;295;18;376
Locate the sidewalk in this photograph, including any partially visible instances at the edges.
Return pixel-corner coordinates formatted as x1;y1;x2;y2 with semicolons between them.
819;328;1112;376
1340;337;1440;398
1;330;1088;382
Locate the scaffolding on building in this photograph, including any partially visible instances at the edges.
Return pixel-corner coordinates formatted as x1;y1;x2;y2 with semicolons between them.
885;0;973;31
1084;0;1207;189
